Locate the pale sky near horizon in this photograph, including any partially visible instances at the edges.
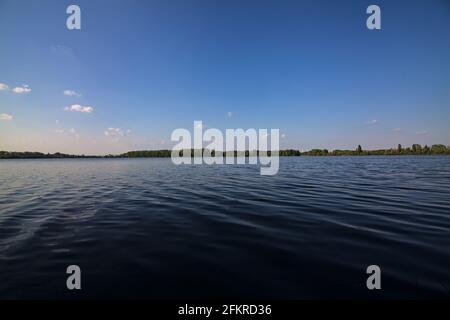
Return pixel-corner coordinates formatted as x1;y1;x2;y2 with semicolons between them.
0;0;449;155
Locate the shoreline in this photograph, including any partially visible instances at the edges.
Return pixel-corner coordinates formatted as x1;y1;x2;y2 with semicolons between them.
1;144;449;159
1;153;450;160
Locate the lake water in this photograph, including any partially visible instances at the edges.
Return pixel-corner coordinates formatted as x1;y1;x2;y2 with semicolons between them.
0;156;449;299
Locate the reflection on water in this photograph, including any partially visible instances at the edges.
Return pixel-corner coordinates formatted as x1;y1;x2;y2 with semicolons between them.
0;156;449;299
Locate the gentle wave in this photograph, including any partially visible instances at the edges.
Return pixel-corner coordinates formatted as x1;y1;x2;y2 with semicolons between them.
0;156;449;298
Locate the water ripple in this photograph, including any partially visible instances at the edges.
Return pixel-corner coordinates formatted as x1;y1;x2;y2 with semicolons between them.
0;156;449;298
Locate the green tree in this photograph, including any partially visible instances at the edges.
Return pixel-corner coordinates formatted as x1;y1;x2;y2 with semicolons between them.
431;144;446;154
412;144;422;154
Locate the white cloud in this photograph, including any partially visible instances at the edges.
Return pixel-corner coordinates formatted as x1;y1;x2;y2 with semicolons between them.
11;85;31;94
226;111;233;118
365;119;379;125
416;130;428;135
0;83;9;91
63;90;81;97
104;128;123;137
392;128;402;132
65;104;94;113
281;133;286;139
0;113;13;121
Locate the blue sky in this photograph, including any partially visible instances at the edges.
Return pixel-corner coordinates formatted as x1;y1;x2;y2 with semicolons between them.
0;0;449;154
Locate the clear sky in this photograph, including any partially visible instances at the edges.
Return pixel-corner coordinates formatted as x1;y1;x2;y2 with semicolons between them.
0;0;449;154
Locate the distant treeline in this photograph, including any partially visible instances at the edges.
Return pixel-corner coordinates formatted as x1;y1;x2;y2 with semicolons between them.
301;144;450;156
124;144;450;157
1;144;449;159
0;151;101;159
124;150;288;157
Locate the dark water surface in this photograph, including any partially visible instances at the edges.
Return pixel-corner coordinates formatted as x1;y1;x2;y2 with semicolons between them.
0;156;449;299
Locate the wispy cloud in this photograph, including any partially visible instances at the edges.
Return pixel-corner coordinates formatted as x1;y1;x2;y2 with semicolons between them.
226;111;233;118
392;128;402;132
50;45;73;56
0;83;9;91
11;85;31;94
54;127;79;138
0;113;13;121
104;128;123;137
63;90;81;97
416;130;428;135
65;104;94;113
365;119;379;125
